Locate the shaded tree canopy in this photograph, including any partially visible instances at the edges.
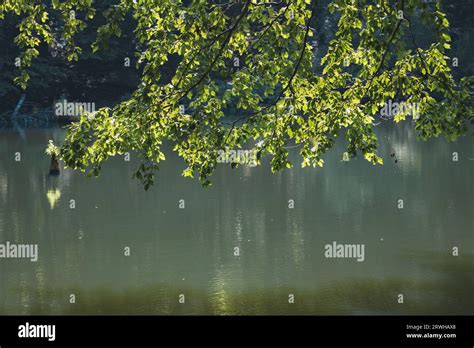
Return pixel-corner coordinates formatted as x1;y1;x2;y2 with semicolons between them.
1;0;473;188
0;0;138;104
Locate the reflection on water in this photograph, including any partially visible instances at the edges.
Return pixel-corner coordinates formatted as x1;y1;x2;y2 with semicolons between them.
46;189;61;209
0;123;473;315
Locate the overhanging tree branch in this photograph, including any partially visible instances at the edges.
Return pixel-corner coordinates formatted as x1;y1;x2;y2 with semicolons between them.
173;0;252;105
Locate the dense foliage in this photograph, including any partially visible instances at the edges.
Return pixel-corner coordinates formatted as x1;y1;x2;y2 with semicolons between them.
1;0;473;188
0;0;138;105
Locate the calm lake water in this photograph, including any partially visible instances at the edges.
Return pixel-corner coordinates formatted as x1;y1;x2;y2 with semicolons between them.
0;122;473;315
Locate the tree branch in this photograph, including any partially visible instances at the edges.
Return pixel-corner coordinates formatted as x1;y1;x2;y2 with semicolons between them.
173;0;252;105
